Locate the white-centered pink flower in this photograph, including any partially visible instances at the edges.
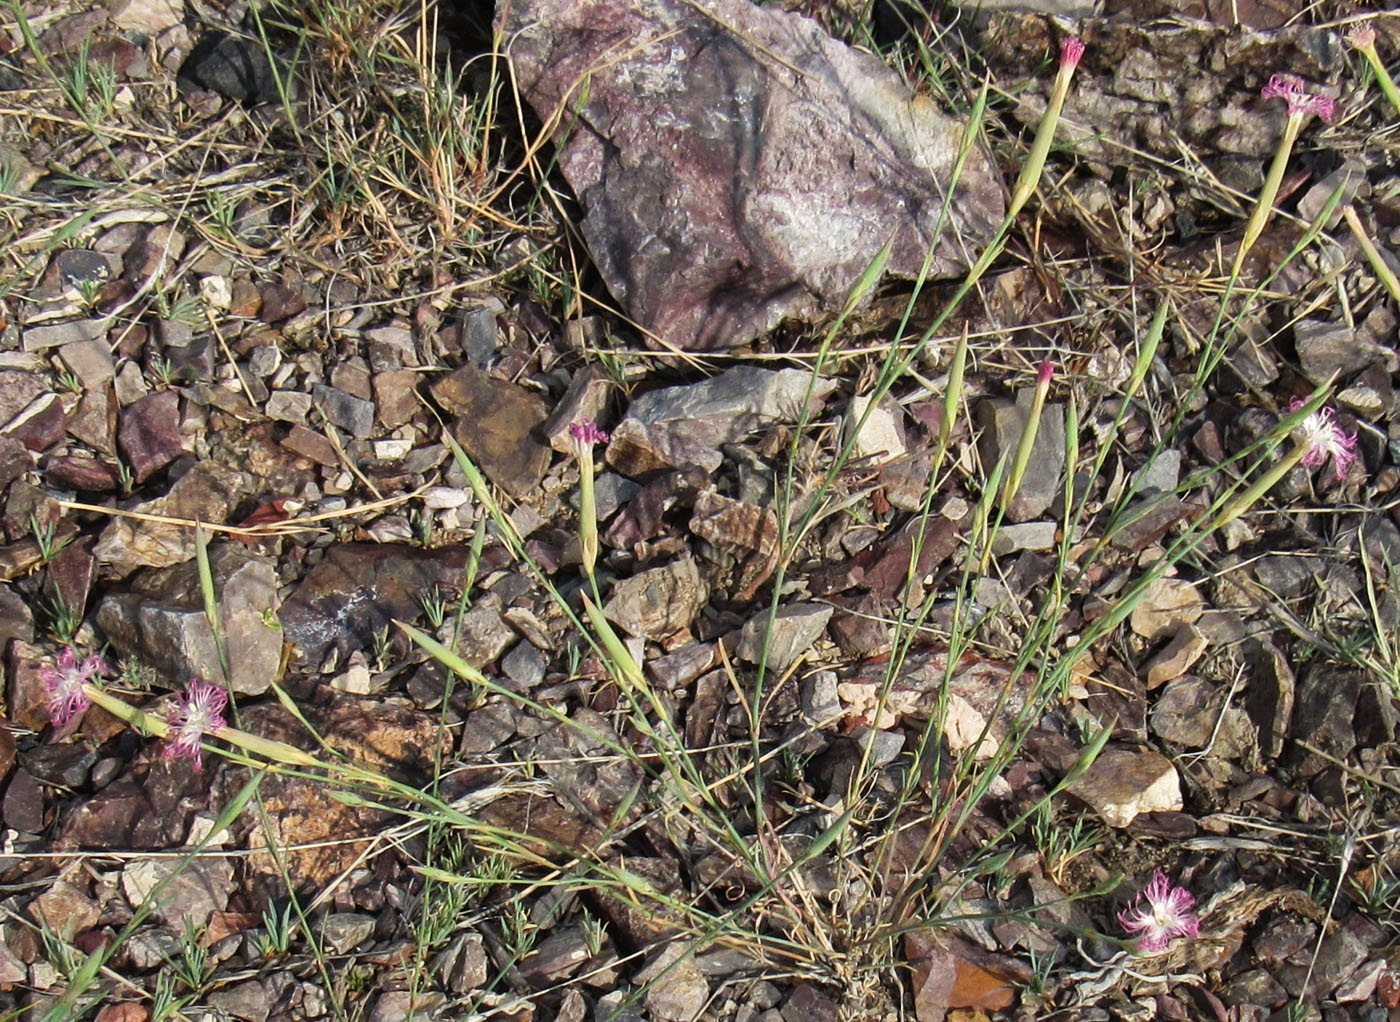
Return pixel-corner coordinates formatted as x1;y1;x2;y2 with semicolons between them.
1291;399;1359;480
41;647;108;727
164;678;228;771
1261;73;1336;123
1119;869;1200;952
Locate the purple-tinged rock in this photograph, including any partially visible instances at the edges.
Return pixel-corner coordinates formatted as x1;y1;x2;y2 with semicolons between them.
3;393;66;451
258;283;306;324
118;390;184;482
497;0;1002;349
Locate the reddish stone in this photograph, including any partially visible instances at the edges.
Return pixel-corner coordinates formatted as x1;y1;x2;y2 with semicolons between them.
117;390;183;482
45;453;120;491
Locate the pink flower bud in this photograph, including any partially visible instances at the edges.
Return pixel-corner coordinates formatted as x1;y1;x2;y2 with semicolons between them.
1060;37;1085;69
569;419;609;446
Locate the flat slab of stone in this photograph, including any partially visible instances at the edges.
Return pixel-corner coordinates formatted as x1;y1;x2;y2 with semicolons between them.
1067;745;1182;828
430;364;553;499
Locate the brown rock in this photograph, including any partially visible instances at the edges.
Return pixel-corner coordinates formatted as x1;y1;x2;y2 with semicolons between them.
217;698;449;900
66;386;119;453
905;930;1025;1019
0;434;32;489
1130;577;1204;640
4;393;66;451
0;371;46;424
372;369;420;429
93;461;246;575
57;759;205;850
1066;745;1182;827
542;364;613;453
258;283;306;324
688;489;778;600
29;877;99;937
430;364;553;498
1143;624;1208;689
45;453;121;491
280;424;339;467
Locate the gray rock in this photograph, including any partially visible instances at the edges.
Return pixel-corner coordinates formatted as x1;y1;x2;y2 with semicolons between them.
21;319;104;352
125;930;182;970
1286;667;1361;778
178;32;281;105
265;390;313;424
501;640;545;689
607;367;838;477
519;927;592;983
975;390;1066;523
121;856;234;929
460;299;504;366
367;991;445;1022
96;545;281;695
312;384;375;439
736;602;833;673
604;556;708;641
57;339;115;389
365;324;417;370
458;703;519;755
800;670;841;725
432;932;487;993
989;520;1057;555
442;603;516;669
321;912;375;954
853;726;904;768
1295;318;1387;384
1133;448;1181;496
627;367;837;438
637;942;709;1022
1149;677;1222;747
498;0;1002;350
207;978;274;1022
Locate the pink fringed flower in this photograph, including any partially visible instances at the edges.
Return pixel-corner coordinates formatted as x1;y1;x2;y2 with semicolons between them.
164;679;228;770
1261;73;1336;123
570;419;609;446
1060;36;1085;70
1119;869;1200;952
1291;399;1359;480
41;647;108;726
